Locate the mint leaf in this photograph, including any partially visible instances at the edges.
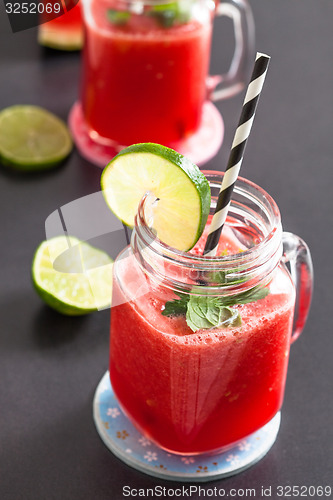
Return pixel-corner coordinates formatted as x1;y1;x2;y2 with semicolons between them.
208;267;270;305
208;268;247;286
152;8;177;28
107;9;131;25
186;308;213;332
163;293;243;331
222;285;269;307
208;270;227;285
219;306;242;328
186;295;241;332
198;296;222;325
161;282;268;333
149;1;191;28
161;294;189;316
186;295;220;331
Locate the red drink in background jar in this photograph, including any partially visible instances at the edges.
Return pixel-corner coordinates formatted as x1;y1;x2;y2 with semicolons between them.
79;0;254;148
81;0;212;145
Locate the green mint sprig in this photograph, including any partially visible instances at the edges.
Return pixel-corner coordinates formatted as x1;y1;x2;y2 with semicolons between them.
221;285;269;307
107;9;131;25
186;295;241;332
162;292;188;316
107;1;191;28
162;285;269;332
149;1;191;28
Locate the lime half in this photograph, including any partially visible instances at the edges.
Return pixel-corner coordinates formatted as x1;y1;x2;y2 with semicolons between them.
101;143;211;251
0;105;73;171
32;236;113;315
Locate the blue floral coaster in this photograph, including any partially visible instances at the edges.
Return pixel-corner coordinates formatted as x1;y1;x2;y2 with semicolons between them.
93;371;281;482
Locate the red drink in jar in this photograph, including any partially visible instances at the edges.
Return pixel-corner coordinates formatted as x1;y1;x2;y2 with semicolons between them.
81;0;212;145
78;0;254;150
110;225;295;453
108;173;312;454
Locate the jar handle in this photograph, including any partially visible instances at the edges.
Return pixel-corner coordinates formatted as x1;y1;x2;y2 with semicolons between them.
282;232;313;343
208;0;255;101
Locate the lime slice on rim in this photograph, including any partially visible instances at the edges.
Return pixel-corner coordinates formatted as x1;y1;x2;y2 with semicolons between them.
0;105;73;171
32;236;113;315
101;143;211;251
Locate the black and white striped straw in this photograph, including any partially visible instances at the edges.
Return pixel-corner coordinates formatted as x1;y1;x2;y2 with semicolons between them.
203;52;271;257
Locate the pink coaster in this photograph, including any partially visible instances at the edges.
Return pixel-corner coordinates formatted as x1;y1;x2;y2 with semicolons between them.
68;101;224;168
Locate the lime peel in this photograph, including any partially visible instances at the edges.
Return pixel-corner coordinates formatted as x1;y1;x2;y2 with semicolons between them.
32;236;113;315
0;105;73;171
101;143;211;251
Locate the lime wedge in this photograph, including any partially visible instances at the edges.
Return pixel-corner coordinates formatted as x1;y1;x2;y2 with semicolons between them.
32;236;113;315
101;143;211;251
0;106;73;171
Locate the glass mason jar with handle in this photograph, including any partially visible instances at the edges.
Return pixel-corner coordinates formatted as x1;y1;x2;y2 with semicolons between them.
109;172;313;455
78;0;254;148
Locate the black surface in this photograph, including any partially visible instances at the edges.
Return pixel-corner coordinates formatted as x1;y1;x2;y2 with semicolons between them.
1;1;332;499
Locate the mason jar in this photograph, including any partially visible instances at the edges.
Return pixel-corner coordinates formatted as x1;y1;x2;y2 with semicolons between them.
79;0;254;147
109;171;313;455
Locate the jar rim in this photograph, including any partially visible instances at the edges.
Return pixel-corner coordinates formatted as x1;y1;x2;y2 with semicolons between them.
81;0;209;10
136;171;281;265
133;171;283;294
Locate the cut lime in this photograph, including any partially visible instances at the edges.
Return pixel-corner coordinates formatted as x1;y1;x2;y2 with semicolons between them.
101;143;211;251
0;105;73;171
32;236;113;315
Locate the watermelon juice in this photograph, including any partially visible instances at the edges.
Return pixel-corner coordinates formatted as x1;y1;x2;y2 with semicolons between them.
80;0;213;145
109;212;296;454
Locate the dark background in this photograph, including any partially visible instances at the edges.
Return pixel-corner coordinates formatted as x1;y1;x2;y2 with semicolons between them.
0;1;332;498
5;0;80;33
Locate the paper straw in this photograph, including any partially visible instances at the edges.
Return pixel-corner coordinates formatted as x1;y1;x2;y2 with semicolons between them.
203;52;271;257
